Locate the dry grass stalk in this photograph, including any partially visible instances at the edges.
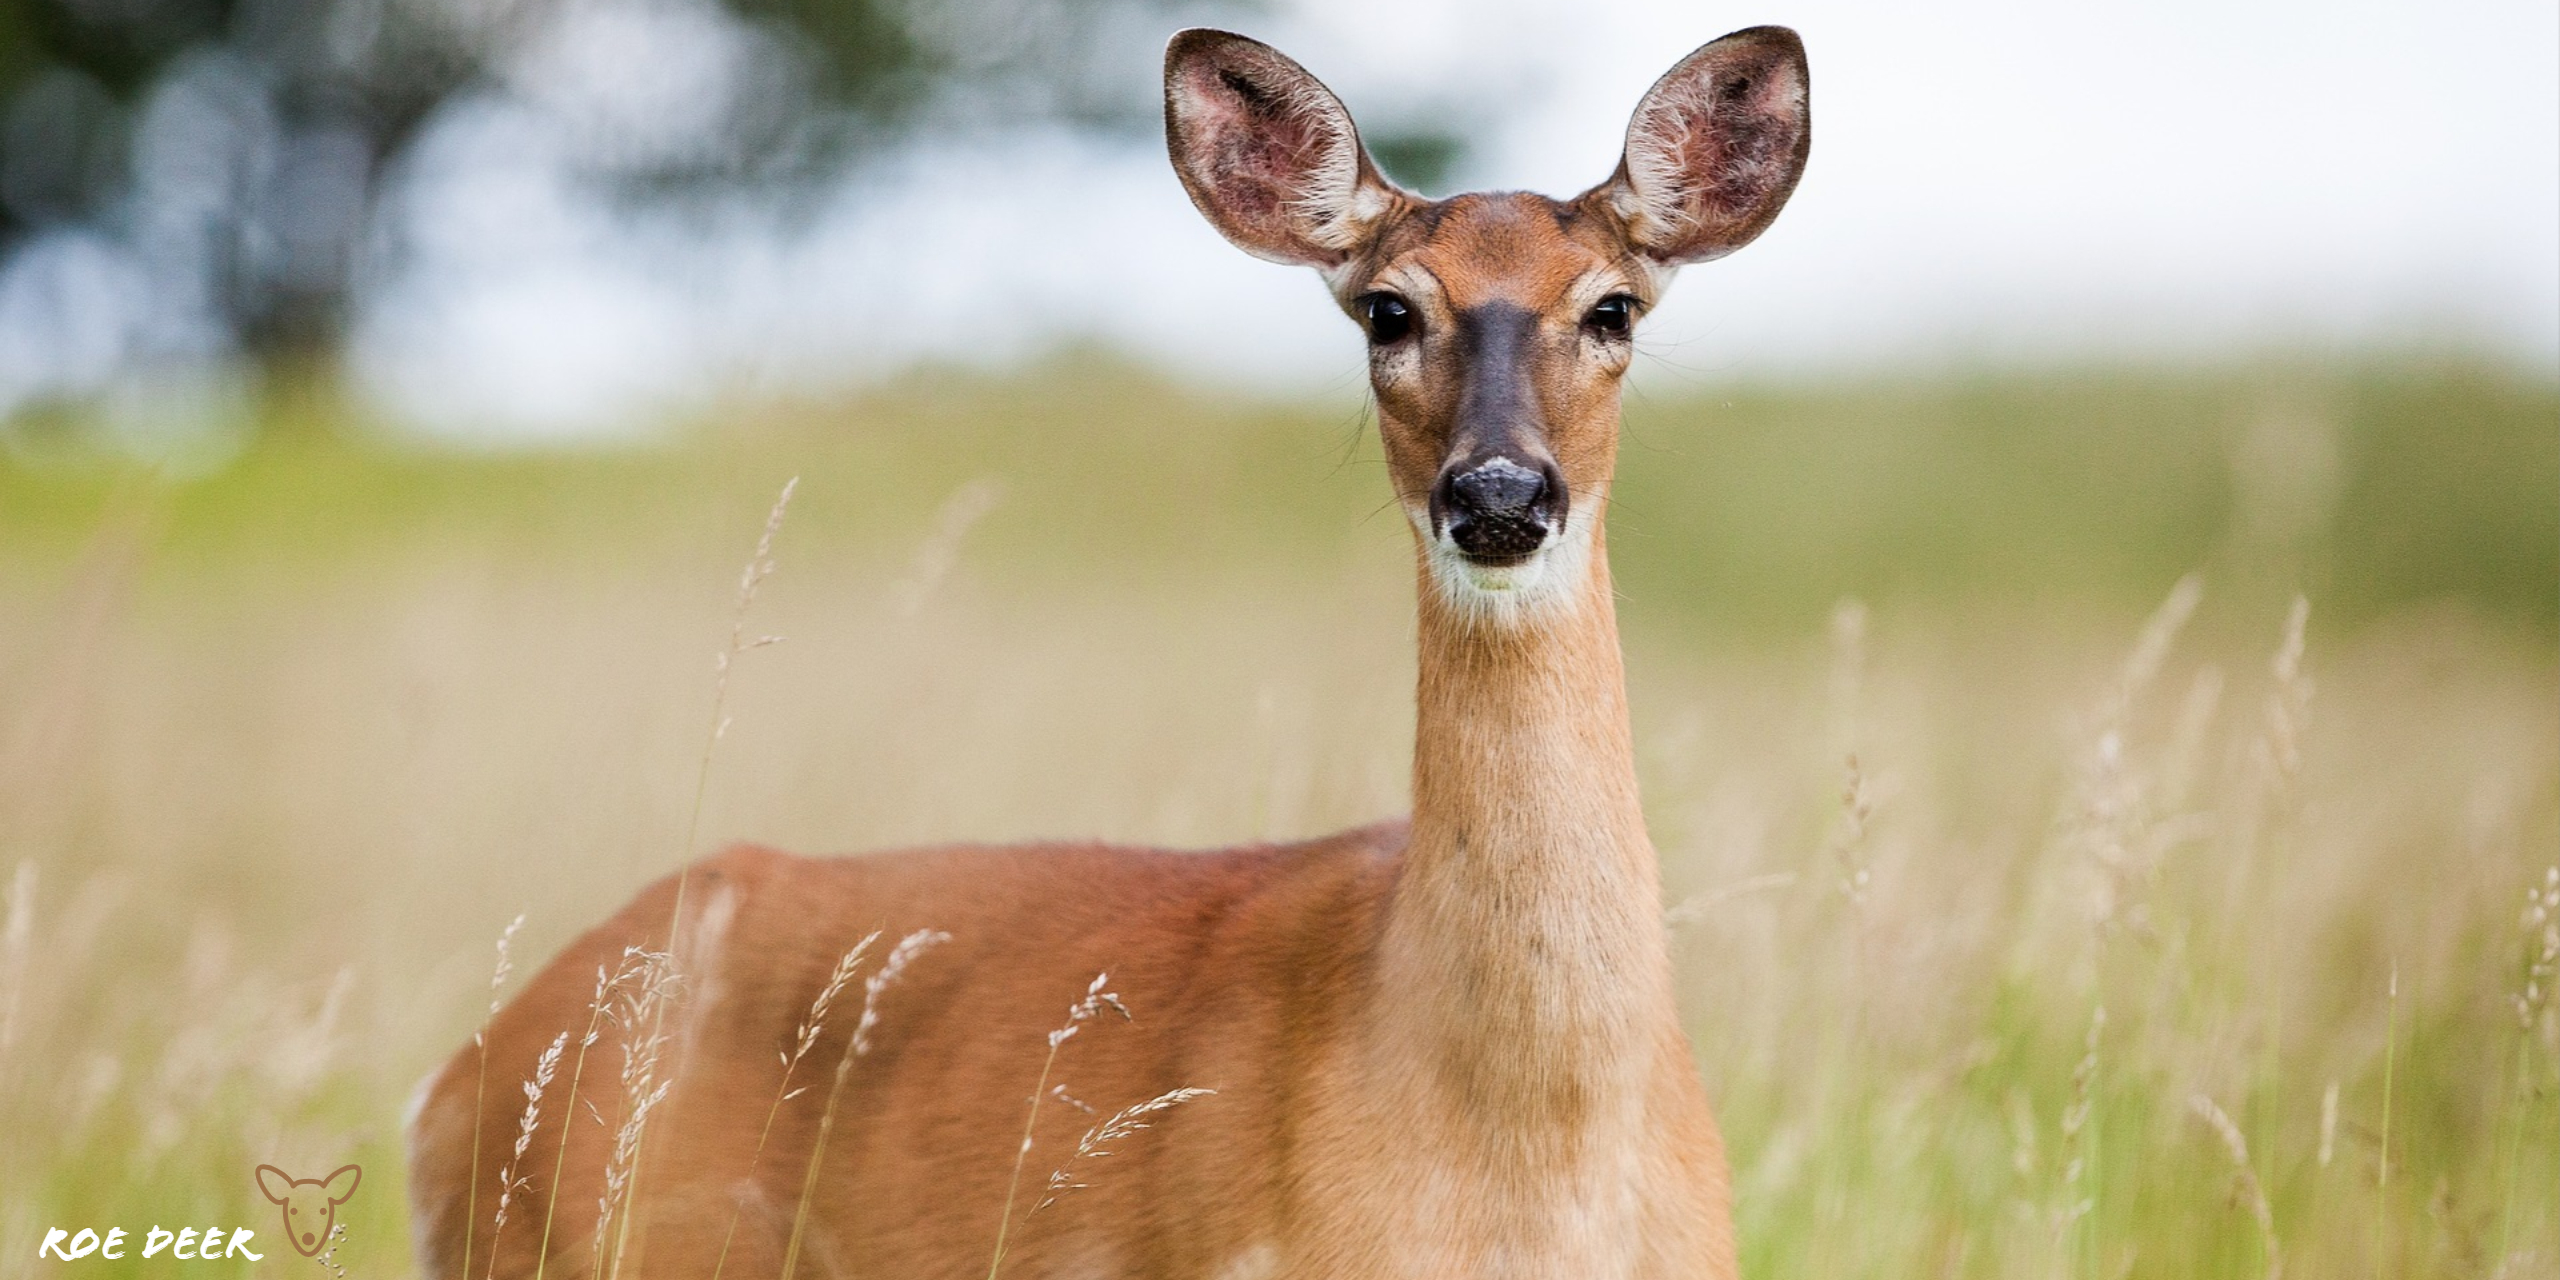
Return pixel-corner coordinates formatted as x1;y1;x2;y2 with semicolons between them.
2007;1088;2040;1184
892;477;1006;617
2073;576;2203;941
486;1030;568;1280
986;973;1132;1280
2190;1093;2283;1280
2111;574;2205;728
856;928;949;1057
1824;600;1875;945
2373;962;2399;1267
619;475;800;1260
710;931;880;1280
662;474;802;945
675;475;801;906
2256;596;2315;792
2514;867;2559;1033
463;912;527;1280
0;859;29;1247
1828;752;1877;1042
777;927;950;1280
2057;1004;2106;1266
1827;596;1868;753
2494;866;2560;1273
488;915;527;1022
533;960;629;1278
795;940;878;1073
708;476;800;747
2318;1080;2339;1169
1034;1087;1216;1213
0;860;31;1060
311;1222;350;1280
1831;753;1874;910
2227;597;2315;934
593;945;681;1280
1664;872;1800;932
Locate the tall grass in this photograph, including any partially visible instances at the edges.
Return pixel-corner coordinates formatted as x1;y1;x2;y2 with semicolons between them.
773;927;943;1280
0;361;2551;1277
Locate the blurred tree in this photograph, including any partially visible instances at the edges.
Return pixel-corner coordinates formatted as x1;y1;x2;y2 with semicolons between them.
1366;128;1464;195
0;0;1197;389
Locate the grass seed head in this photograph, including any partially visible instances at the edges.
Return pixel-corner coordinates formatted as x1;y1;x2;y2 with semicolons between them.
855;929;950;1057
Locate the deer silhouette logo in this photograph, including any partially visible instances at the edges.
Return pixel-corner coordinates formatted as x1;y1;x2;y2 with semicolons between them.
254;1164;361;1257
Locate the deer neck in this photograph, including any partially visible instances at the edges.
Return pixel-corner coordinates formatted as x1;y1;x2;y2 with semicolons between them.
1371;508;1674;1132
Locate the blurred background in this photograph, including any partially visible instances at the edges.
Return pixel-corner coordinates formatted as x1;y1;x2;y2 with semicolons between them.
0;0;2550;443
0;0;2553;1277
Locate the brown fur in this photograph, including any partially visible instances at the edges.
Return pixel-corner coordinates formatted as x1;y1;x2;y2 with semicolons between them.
410;25;1812;1279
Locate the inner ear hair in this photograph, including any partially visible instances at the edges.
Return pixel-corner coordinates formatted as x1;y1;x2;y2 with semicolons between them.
1600;25;1811;267
1164;29;1404;270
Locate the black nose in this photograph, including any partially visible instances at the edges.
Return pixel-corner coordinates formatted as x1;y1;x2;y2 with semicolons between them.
1437;459;1561;560
1450;461;1545;515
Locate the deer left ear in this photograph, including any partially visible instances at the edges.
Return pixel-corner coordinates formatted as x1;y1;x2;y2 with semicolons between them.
1590;26;1811;267
321;1164;361;1204
1164;29;1406;273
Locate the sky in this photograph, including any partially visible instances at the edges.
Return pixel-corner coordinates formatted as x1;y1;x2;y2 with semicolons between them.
11;0;2559;442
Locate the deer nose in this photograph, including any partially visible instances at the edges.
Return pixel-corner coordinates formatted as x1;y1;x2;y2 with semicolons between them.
1436;458;1562;560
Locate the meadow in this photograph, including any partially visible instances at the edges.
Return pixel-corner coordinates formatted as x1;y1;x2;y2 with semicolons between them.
0;356;2553;1277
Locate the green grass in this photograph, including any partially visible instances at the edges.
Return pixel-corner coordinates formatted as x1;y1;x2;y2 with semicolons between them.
6;356;2551;627
0;357;2553;1277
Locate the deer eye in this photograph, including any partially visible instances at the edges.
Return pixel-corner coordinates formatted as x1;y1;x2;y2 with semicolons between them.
1584;295;1636;337
1358;293;1413;345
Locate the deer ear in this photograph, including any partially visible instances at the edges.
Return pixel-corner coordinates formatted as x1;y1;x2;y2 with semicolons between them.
255;1166;294;1204
321;1164;361;1204
1590;26;1811;266
1164;29;1404;271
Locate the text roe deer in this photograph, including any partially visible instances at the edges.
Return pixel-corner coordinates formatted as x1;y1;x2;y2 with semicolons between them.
407;24;1810;1279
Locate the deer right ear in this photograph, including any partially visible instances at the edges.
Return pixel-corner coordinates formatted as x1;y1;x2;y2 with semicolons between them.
1164;29;1404;273
255;1166;293;1204
1594;26;1812;267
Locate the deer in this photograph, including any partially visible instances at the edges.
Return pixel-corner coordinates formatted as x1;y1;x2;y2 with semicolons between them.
406;24;1810;1280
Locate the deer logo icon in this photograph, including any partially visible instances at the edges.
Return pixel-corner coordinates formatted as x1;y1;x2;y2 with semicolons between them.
254;1164;361;1257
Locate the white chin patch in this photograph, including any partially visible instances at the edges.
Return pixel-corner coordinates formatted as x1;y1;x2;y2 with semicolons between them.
1449;546;1556;595
1412;506;1597;628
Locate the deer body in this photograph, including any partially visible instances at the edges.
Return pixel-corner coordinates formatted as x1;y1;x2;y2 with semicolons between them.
409;25;1809;1279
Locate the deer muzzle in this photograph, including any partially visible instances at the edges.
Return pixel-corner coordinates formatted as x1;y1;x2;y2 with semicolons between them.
1432;302;1568;562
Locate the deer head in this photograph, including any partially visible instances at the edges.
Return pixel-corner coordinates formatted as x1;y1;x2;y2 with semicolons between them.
1166;27;1810;623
